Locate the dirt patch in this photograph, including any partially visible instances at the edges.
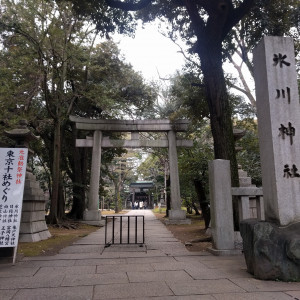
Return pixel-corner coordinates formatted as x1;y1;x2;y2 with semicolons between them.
154;213;212;252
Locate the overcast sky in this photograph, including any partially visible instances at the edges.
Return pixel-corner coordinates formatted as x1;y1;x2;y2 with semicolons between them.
113;22;186;82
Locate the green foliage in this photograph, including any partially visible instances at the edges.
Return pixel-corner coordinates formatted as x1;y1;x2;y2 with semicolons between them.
224;0;299;94
137;154;164;181
64;0;137;36
232;97;262;185
178;122;214;200
239;0;299;50
168;72;209;121
236;127;261;186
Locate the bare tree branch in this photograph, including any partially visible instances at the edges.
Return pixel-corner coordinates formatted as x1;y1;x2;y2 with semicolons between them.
228;55;256;106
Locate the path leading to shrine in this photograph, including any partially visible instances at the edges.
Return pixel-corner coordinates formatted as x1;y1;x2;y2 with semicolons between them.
0;210;299;299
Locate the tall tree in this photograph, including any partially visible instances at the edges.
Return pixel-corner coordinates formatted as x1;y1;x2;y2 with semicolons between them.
0;0;96;223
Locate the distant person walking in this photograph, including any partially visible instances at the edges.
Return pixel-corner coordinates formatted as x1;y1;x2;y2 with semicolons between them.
139;201;143;209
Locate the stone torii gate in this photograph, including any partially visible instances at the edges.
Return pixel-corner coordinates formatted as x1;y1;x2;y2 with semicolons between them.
70;116;193;225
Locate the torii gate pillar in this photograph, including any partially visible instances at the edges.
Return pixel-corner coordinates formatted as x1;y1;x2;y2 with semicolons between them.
83;130;104;225
167;130;190;224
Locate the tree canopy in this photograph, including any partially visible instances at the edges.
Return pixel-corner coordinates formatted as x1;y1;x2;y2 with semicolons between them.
0;0;157;222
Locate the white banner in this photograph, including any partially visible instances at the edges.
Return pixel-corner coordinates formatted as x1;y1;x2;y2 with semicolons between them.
0;148;28;247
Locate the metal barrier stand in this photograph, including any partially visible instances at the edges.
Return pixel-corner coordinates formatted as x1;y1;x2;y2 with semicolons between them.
104;215;144;246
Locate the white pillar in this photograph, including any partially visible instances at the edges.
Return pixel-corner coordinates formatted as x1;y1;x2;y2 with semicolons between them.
83;130;102;225
209;160;235;250
167;130;187;222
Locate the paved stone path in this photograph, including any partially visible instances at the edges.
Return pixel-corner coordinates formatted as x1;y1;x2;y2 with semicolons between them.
0;210;299;299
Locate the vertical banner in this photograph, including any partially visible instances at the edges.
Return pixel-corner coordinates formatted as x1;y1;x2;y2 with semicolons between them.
0;148;28;248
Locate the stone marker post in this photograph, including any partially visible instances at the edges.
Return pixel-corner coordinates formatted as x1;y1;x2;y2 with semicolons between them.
208;160;236;254
253;36;300;226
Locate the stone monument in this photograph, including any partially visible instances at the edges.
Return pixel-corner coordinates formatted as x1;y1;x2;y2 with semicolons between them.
240;36;300;281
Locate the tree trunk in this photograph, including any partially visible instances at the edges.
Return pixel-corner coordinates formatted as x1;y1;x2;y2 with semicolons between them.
165;175;171;217
194;179;210;229
69;124;88;219
114;180;120;213
57;181;65;220
48;118;62;224
198;41;240;229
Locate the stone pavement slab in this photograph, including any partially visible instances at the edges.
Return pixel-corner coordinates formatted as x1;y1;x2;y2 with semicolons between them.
127;270;193;283
61;272;128;287
230;277;300;292
135;297;215;300
74;258;127;266
167;279;246;295
0;289;18;300
212;291;295;300
18;259;76;267
0;209;299;300
93;282;173;299
0;274;64;289
0;265;39;277
35;265;96;276
126;255;175;264
286;291;300;299
96;263;154;273
151;260;207;271
12;286;93;300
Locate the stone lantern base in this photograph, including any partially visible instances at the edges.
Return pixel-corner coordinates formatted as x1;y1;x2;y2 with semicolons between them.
19;172;51;242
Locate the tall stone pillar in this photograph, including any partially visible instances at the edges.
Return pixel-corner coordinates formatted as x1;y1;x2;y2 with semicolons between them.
254;36;300;226
208;160;238;255
83;130;103;225
239;36;300;281
167;130;189;224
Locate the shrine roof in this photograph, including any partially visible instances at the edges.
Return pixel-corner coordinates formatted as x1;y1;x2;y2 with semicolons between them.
129;181;154;188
